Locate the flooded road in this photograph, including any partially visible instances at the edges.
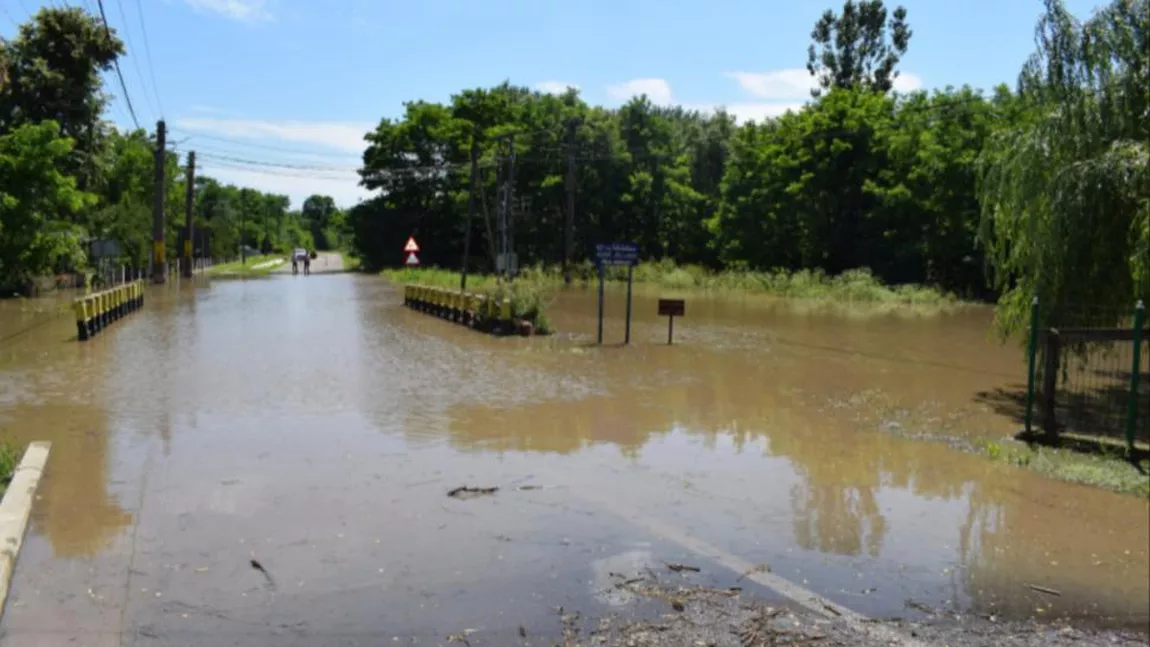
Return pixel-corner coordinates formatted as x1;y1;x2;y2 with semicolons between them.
0;271;1146;645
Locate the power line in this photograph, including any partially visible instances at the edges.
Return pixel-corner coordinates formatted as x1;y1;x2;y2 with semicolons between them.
112;0;155;121
95;0;140;129
2;5;20;28
175;141;361;167
132;0;163;117
197;158;359;181
197;151;359;172
168;128;363;159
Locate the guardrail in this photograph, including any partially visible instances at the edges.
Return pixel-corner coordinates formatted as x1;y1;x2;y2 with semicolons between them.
403;285;514;335
73;281;144;342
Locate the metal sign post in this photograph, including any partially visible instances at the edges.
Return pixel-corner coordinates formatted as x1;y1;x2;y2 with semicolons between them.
597;262;605;345
594;242;638;345
658;299;685;345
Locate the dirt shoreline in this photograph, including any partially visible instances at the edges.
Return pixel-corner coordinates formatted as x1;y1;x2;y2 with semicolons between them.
526;574;1150;647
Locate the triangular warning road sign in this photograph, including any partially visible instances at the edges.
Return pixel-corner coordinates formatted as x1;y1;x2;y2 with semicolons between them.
404;236;420;253
405;252;420;266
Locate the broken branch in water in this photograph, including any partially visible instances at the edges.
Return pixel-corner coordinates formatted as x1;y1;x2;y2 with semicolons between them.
665;562;701;573
1026;583;1062;596
446;486;499;499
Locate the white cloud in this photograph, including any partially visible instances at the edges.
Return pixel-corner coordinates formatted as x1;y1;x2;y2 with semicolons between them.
729;67;925;98
726;69;816;100
184;0;272;22
892;72;924;93
197;163;370;209
536;81;580;95
174;117;374;154
606;78;674;105
603;77;802;124
678;102;805;125
720;102;808;123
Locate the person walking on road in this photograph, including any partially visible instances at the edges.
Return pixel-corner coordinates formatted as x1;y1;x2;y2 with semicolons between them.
303;252;311;276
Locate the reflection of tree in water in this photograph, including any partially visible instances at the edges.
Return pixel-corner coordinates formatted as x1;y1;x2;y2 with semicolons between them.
763;418;975;559
791;480;887;557
445;343;986;562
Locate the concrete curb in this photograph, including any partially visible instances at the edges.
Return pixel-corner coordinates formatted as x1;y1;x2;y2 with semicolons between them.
0;442;51;619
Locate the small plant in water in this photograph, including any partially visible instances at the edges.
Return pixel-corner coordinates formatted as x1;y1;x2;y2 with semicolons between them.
985;441;1002;460
0;440;21;494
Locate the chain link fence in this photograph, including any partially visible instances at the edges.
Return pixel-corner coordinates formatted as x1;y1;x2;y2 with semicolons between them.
1026;300;1149;450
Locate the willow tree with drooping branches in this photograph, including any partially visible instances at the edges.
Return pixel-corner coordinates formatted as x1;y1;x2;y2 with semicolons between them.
978;0;1149;336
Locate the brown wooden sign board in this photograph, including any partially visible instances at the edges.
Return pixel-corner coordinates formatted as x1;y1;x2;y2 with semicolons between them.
658;299;685;317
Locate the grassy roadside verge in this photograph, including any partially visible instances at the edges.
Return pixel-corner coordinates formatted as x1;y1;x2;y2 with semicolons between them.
0;441;20;499
205;255;284;278
382;267;557;334
885;421;1150;497
338;251;362;272
384;261;958;306
582;260;958;306
978;437;1150;498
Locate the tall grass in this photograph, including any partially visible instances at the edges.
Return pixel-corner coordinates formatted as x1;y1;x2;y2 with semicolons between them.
382;267;559;333
384;262;958;331
572;259;956;305
0;441;21;498
206;255;282;278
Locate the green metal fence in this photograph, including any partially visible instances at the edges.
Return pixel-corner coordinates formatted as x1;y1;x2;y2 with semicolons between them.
1025;299;1149;452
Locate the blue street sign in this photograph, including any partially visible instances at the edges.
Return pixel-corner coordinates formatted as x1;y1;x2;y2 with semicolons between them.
594;242;639;267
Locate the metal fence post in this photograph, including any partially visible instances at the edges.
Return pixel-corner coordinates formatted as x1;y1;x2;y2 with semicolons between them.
1025;296;1039;435
1041;328;1061;440
1125;300;1144;453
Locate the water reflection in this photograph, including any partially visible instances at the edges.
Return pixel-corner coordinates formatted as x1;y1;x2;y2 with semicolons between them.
0;275;1145;630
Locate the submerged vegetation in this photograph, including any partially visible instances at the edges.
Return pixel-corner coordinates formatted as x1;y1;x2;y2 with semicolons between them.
383;267;557;334
981;438;1150;498
385;262;956;334
0;441;21;498
205;255;283;279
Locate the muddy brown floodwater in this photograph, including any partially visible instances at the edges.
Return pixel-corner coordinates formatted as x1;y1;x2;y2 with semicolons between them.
0;272;1146;646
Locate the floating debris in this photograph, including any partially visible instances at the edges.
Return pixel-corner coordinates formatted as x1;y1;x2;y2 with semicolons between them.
1026;583;1062;596
447;486;499;500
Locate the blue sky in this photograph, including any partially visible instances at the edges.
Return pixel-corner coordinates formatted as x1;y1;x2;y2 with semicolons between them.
3;0;1102;207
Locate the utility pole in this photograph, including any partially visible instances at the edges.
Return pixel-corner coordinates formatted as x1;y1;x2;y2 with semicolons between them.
241;208;246;264
460;128;479;291
564;118;579;285
151;119;167;284
182;151;195;278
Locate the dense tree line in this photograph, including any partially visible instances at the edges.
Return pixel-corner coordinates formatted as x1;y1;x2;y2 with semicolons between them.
0;7;342;293
350;0;1147;332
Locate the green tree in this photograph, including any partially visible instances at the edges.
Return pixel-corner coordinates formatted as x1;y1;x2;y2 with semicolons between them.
301;194;341;250
0;121;94;291
0;7;125;190
868;87;997;293
807;0;912;98
978;0;1149;334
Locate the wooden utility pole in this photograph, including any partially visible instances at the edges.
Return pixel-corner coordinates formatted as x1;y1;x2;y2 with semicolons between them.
151;119;167;284
182;151;195;278
564;118;579;285
460;129;479;291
